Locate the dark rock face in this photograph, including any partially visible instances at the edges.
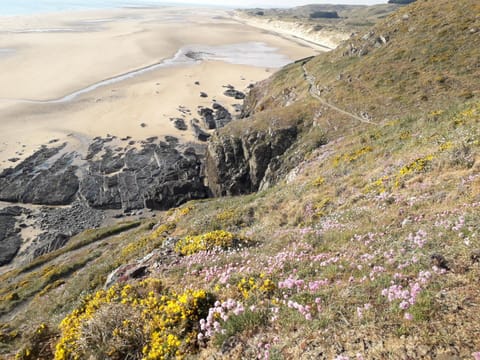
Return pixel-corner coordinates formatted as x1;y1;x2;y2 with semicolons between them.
79;141;208;211
0;137;209;264
0;207;23;266
198;107;216;129
0;144;79;205
198;104;232;130
171;118;188;131
205;126;298;197
0;138;208;212
190;121;211;142
32;233;70;258
223;89;246;100
212;103;232;128
30;201;105;258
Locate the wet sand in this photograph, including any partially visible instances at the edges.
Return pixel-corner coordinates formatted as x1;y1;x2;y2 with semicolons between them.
0;6;321;165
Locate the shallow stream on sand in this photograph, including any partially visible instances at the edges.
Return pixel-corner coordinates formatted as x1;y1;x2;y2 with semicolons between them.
0;42;290;104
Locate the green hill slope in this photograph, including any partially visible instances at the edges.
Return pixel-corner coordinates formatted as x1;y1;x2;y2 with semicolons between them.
1;0;479;359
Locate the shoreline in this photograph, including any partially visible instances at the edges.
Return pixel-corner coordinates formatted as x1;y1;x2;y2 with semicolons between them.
0;5;331;270
0;42;290;104
231;11;351;51
0;6;318;166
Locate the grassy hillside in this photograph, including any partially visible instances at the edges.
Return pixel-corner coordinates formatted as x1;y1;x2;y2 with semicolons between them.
1;0;480;359
241;3;402;33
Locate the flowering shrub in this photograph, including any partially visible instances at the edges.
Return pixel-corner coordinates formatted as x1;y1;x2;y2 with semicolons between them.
15;324;51;360
311;176;325;187
174;230;241;256
397;155;434;178
215;209;236;222
452;102;479;126
54;279;214;360
237;276;276;299
178;205;195;217
121;222;176;259
166;205;195;219
197;299;245;343
333;146;373;167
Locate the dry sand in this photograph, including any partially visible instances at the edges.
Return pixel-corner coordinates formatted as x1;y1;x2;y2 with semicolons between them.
0;6;321;166
232;12;350;51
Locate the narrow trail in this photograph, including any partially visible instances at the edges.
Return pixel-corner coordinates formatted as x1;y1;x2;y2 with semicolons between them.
301;62;378;126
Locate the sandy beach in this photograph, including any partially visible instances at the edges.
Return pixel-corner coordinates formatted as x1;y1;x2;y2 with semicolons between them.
0;6;322;165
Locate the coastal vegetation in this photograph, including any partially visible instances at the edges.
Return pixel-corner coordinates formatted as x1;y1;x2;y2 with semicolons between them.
240;3;402;33
0;0;479;358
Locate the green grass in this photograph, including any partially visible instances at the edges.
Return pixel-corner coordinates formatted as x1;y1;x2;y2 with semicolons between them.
18;220;142;275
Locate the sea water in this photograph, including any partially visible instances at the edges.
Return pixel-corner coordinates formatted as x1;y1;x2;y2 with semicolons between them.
0;0;215;17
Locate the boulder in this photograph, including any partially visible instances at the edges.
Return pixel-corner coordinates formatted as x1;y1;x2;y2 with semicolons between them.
190;121;211;142
212;103;232;128
32;233;70;258
198;107;216;129
224;89;246;100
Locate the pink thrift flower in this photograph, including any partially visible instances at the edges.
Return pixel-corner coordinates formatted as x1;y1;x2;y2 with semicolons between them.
404;313;413;321
472;352;480;360
399;301;410;310
357;307;363;319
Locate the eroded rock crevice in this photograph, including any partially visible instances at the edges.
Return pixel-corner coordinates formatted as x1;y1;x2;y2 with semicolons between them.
205;126;298;197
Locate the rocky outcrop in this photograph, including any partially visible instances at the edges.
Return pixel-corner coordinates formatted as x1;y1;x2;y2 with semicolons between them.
198;103;233;130
0;144;79;205
198;107;216;129
171;118;188;131
105;238;180;288
30;200;105;258
343;30;390;57
0;207;23;266
205;126;298;197
0;136;210;264
0;137;209;212
223;88;246;100
79;140;209;211
191;121;211;142
212;103;232;128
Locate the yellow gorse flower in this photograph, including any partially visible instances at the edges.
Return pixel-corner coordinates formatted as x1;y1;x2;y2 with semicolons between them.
54;280;212;360
174;230;238;255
